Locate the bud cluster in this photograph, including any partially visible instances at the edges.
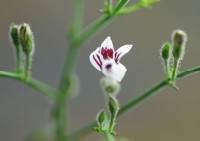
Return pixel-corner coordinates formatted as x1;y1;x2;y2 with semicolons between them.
9;23;34;79
160;29;187;84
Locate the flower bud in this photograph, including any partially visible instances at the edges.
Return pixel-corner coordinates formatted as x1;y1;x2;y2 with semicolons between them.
161;42;171;61
172;29;187;60
96;110;106;124
160;42;171;80
108;96;119;135
100;77;121;96
171;30;187;82
19;23;34;57
108;96;119;117
10;23;20;47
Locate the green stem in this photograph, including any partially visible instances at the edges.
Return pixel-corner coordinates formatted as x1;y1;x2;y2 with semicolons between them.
0;71;57;99
119;80;167;115
104;131;115;141
164;60;171;81
117;3;145;15
74;0;132;48
70;0;84;41
15;45;23;74
74;15;112;48
108;115;116;133
53;39;79;141
25;54;31;79
58;47;79;97
112;0;129;16
172;59;179;81
53;1;84;140
53;99;67;141
69;66;200;140
99;123;103;131
105;0;112;14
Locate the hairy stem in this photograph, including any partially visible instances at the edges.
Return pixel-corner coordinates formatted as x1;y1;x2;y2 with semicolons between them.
164;60;171;80
15;44;23;74
25;54;31;79
108;115;116;133
172;59;179;81
70;66;200;141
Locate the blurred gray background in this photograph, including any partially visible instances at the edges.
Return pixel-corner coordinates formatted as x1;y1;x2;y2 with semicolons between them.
0;0;200;141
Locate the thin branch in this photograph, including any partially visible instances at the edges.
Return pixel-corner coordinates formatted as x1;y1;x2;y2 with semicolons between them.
0;71;57;100
70;66;200;140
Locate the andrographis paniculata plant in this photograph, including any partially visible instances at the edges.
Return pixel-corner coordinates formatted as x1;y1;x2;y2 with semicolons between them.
1;0;200;141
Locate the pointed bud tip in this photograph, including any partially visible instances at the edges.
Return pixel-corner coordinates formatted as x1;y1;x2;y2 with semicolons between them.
20;23;32;36
172;29;187;46
10;23;20;47
161;42;171;60
19;23;34;56
172;29;187;60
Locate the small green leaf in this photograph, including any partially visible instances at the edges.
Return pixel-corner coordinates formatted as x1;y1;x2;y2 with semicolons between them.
140;0;160;8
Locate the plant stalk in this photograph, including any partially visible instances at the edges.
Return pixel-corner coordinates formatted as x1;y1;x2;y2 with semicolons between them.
69;66;200;141
15;44;23;74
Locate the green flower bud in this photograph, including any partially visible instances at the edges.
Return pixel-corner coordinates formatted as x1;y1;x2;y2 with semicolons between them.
108;96;119;118
19;23;34;79
161;42;171;61
19;23;34;57
10;23;23;73
10;23;20;47
171;29;187;82
100;77;121;96
160;42;172;80
108;96;119;135
96;110;106;124
95;110;106;132
172;29;187;60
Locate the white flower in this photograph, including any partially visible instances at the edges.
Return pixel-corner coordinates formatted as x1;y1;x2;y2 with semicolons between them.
89;36;132;82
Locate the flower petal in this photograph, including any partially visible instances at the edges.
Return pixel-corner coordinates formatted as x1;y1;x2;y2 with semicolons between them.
102;60;127;82
114;45;132;63
101;36;114;60
89;47;103;71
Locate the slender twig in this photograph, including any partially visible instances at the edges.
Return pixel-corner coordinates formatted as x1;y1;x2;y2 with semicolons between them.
112;0;129;16
15;44;23;74
117;3;142;15
54;0;84;140
172;59;179;81
70;66;200;141
74;15;112;48
0;71;57;99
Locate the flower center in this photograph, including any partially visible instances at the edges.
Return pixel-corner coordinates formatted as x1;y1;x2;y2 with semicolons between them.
106;64;112;71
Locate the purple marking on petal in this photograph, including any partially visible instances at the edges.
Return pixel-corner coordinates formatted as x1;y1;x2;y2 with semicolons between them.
114;52;121;63
101;47;113;60
93;55;102;70
97;54;102;66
